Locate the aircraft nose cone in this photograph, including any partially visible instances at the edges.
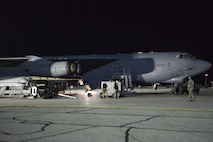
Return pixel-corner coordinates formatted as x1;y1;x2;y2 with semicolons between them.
196;59;212;73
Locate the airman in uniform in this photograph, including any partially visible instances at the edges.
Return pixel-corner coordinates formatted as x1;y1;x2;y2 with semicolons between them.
102;83;108;98
187;76;196;102
114;80;120;99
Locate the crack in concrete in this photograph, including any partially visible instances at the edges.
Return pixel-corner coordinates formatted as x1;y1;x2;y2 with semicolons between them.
125;127;131;142
130;126;213;134
0;117;53;135
21;126;96;142
121;116;158;142
119;114;213;142
0;115;97;142
120;116;158;128
1;108;213;142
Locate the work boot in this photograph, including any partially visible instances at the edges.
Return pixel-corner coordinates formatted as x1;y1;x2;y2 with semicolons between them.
192;99;196;102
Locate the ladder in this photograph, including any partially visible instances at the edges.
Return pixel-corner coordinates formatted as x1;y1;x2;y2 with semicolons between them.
111;66;133;89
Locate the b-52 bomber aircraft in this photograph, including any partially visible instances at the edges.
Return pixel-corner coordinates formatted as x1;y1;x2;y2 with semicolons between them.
0;51;212;89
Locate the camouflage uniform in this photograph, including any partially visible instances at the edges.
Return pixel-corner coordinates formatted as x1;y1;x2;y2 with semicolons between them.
187;77;195;101
102;83;108;98
114;80;120;99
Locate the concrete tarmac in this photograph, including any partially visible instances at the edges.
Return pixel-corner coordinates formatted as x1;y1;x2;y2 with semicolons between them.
0;88;213;142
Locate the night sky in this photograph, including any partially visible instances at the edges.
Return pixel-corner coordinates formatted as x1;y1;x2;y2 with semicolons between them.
0;1;212;83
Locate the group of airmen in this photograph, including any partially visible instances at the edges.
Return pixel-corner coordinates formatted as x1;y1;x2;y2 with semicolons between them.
102;80;120;99
101;77;196;101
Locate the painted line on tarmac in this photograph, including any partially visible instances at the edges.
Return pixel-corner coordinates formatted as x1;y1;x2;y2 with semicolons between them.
1;104;213;112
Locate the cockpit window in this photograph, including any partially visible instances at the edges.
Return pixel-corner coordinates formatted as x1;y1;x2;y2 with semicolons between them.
175;53;196;59
179;55;184;59
187;53;195;58
184;54;188;58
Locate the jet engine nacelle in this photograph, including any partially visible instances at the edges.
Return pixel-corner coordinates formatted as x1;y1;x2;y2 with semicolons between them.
162;76;188;84
50;61;81;77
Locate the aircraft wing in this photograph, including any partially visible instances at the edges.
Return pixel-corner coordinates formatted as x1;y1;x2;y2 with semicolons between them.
0;57;30;67
44;55;119;74
0;55;118;72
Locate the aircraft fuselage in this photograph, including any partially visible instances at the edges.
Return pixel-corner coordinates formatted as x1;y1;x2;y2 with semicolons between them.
64;52;211;88
0;52;211;89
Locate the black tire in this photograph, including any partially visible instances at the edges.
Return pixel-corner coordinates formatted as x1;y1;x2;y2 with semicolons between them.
43;89;52;99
